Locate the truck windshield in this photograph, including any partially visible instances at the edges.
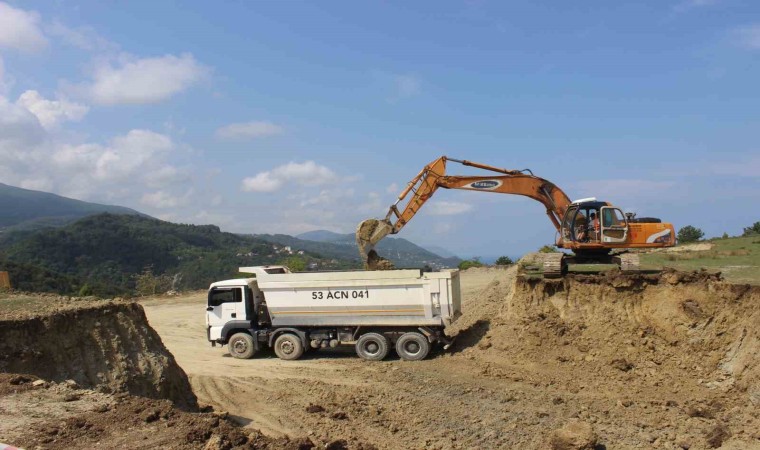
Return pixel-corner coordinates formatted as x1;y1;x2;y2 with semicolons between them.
208;288;242;306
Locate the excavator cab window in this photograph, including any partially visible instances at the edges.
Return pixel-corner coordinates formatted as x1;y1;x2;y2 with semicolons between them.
561;206;578;241
600;207;628;243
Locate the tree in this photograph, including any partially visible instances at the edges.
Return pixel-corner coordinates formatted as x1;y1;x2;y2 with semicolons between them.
538;245;559;253
282;256;306;272
743;222;760;237
458;258;484;270
495;256;513;265
133;266;172;296
677;225;704;244
722;232;729;239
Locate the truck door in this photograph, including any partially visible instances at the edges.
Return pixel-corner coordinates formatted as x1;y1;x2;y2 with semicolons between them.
207;287;245;340
600;207;628;243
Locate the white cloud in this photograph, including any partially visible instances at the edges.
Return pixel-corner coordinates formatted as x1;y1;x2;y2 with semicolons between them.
45;20;116;52
77;53;209;105
733;24;760;50
145;165;190;189
0;2;48;53
574;179;676;201
427;200;474;216
52;129;174;186
0;96;46;153
16;90;88;130
241;161;338;192
711;156;760;177
216;121;283;140
141;190;185;209
386;182;399;195
393;74;421;100
0;56;11;95
673;0;719;12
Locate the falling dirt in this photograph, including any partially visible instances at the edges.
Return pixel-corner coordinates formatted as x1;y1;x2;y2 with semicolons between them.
365;250;396;271
355;219;393;270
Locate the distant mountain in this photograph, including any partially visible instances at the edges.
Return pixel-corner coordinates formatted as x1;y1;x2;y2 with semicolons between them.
0;214;358;295
267;230;461;269
0;182;145;231
423;245;459;259
296;230;348;242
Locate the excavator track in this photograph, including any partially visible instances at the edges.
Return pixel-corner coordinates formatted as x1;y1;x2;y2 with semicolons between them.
613;253;641;273
518;252;566;279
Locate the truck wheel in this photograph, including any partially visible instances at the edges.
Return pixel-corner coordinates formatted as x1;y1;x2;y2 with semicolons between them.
395;332;430;361
355;333;390;361
274;333;304;361
228;332;256;359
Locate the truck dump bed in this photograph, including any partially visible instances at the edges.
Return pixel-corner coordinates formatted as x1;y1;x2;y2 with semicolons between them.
250;269;461;327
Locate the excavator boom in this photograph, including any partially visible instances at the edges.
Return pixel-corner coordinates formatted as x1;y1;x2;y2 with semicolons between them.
356;156;572;264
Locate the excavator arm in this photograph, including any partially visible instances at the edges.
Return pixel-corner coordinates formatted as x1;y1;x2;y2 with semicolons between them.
356;156;572;263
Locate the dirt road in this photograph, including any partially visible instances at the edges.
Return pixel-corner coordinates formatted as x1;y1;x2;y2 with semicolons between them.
142;268;760;449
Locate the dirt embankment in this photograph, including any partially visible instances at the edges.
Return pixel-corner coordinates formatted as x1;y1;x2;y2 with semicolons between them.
452;266;759;448
0;301;197;410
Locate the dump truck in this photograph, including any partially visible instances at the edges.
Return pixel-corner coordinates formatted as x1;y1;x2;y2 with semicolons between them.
206;265;461;361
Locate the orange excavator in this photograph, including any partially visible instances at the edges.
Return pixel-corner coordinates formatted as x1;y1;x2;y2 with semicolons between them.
356;156;675;277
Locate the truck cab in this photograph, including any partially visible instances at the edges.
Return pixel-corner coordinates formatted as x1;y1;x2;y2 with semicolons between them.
205;265;289;343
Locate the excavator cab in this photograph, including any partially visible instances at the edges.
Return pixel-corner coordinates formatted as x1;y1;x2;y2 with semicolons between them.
560;199;628;246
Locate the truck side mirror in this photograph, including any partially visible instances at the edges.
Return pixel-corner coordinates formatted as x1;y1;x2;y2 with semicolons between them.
206;306;214;312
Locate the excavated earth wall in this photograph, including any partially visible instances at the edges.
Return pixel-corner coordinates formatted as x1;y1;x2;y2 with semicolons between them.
0;301;198;410
509;270;759;403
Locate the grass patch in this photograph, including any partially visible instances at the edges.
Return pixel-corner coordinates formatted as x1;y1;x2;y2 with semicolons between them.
641;236;760;285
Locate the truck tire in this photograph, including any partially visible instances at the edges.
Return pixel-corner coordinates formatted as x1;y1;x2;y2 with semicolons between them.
395;332;430;361
355;333;390;361
274;333;304;361
228;332;256;359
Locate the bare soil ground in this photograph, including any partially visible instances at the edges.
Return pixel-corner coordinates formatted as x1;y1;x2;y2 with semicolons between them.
2;265;758;449
139;267;760;449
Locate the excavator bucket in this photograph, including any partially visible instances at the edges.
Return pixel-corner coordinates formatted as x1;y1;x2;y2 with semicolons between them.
356;219;394;268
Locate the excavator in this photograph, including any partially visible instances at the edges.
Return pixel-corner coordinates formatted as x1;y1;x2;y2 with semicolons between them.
356;156;675;277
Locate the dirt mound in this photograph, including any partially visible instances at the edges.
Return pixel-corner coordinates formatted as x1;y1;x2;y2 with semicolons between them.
0;301;197;410
451;267;760;448
0;376;316;450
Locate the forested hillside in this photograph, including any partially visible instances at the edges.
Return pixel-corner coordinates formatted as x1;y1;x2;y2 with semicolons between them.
0;214;356;295
0;182;144;231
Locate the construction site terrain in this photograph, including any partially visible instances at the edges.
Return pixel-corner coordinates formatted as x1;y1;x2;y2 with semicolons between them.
1;263;758;449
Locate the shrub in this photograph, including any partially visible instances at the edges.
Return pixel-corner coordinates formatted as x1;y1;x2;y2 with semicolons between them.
495;256;513;265
78;284;94;297
133;266;172;296
743;222;760;236
458;259;484;270
677;225;704;244
538;245;559;253
282;256;306;272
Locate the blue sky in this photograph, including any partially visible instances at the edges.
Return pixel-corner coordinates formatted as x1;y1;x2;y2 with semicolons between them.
0;1;758;257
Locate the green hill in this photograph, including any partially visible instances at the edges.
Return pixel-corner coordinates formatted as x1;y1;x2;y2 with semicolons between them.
0;182;145;231
0;214;357;296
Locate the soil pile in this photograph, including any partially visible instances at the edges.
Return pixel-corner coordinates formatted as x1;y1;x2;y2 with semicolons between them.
0;301;198;410
452;266;760;448
0;375;320;450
